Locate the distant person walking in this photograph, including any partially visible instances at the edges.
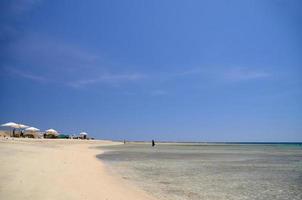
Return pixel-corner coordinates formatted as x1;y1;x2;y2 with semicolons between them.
152;140;155;147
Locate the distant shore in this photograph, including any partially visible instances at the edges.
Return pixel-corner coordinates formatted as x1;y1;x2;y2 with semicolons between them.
0;138;157;200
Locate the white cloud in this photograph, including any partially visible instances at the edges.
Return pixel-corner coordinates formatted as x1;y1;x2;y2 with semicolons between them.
7;0;43;15
224;67;270;81
8;34;101;72
2;33;148;89
149;66;271;84
68;73;146;88
5;67;48;82
3;31;272;91
0;0;44;44
4;66;146;89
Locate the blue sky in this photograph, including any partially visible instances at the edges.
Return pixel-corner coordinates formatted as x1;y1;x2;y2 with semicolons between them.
0;0;301;141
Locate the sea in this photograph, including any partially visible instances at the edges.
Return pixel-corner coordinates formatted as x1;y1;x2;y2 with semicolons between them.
98;143;302;200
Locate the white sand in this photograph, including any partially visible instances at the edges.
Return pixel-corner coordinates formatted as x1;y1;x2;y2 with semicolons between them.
0;138;157;200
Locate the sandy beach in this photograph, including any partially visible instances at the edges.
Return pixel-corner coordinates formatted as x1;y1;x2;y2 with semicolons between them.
0;138;157;200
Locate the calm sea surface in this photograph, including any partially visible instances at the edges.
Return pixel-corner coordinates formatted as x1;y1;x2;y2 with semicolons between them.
98;143;302;200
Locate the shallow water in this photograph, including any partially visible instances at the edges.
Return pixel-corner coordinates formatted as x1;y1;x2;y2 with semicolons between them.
98;143;302;200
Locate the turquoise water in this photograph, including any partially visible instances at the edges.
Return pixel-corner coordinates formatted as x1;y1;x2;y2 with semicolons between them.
98;143;302;200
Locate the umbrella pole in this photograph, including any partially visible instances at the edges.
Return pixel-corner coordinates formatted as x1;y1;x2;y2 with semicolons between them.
12;128;15;137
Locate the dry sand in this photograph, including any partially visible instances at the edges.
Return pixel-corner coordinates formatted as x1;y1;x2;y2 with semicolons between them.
0;138;157;200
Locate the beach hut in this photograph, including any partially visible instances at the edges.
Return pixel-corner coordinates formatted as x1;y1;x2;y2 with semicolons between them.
44;129;59;138
79;132;88;139
24;127;40;138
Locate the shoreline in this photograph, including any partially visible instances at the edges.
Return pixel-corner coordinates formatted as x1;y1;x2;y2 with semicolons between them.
0;138;157;200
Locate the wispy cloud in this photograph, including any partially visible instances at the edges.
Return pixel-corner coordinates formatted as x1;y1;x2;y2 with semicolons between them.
6;67;48;82
224;67;270;81
68;73;146;88
2;33;149;89
0;0;43;43
5;66;146;88
8;34;101;72
4;0;43;15
2;30;272;92
151;66;271;83
5;63;272;91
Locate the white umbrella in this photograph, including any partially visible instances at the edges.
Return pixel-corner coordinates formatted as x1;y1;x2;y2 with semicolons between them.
1;122;29;137
80;132;87;135
1;122;20;128
24;127;40;138
79;132;88;139
25;127;40;132
18;124;29;137
18;124;29;129
1;122;29;129
45;129;59;136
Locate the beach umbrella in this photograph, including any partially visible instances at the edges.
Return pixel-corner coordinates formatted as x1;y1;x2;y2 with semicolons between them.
24;127;40;138
18;124;29;137
45;129;59;138
1;122;20;128
18;124;29;129
45;129;58;135
79;132;88;139
1;122;29;129
1;122;28;136
25;127;40;132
